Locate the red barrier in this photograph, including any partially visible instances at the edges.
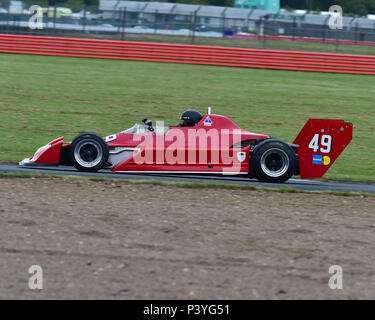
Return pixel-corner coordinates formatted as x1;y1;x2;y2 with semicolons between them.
1;34;375;75
227;34;375;47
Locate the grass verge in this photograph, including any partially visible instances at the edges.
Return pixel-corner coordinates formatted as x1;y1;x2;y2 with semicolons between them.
0;171;373;198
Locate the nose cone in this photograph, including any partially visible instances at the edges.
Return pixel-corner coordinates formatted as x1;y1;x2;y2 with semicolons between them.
20;137;64;166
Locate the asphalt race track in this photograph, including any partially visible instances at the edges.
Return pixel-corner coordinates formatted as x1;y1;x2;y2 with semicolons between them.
1;162;375;194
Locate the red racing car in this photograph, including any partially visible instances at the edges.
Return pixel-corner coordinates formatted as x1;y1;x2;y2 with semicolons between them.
20;109;353;183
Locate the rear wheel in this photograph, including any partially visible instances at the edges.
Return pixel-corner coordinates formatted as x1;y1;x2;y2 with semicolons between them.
69;132;109;172
251;139;297;183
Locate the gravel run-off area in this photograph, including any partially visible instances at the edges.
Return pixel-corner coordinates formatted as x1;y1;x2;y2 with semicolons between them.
1;177;375;299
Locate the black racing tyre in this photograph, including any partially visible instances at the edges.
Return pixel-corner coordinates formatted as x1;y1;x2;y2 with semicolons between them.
251;139;297;183
69;132;109;172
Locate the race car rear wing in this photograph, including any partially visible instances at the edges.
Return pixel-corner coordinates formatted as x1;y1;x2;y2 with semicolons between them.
293;119;353;179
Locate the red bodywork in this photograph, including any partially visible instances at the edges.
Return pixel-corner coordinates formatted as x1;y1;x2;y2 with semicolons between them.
29;137;64;164
21;114;353;179
107;114;268;174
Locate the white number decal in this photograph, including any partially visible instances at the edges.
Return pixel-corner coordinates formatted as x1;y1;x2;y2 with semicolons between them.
320;135;332;153
308;134;332;153
308;134;320;152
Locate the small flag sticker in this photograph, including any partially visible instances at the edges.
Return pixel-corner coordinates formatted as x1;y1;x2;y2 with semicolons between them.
204;116;212;126
313;155;322;164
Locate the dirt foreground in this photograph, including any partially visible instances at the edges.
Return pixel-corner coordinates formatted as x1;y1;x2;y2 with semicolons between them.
0;177;375;299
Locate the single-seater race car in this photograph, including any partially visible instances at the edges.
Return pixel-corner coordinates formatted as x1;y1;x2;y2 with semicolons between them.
20;109;353;183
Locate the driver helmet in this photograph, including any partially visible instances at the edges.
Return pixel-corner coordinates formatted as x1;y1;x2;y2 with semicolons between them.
179;110;202;127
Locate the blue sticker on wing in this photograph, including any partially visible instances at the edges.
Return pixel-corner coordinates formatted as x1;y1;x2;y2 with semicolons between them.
312;155;323;164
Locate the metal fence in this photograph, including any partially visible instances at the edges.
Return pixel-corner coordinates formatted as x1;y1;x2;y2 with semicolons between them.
1;1;375;55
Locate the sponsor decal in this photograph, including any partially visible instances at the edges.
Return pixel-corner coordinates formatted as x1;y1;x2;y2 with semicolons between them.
323;155;331;165
312;155;322;164
313;155;331;165
204;116;212;126
237;151;246;163
105;134;117;142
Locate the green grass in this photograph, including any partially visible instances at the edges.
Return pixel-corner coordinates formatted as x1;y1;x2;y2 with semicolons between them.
0;53;374;182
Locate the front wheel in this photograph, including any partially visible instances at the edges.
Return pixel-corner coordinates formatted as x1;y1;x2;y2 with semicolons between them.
251;139;297;183
69;132;109;172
